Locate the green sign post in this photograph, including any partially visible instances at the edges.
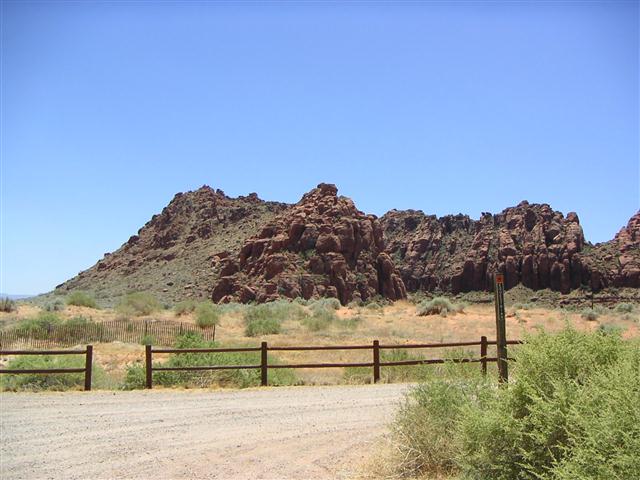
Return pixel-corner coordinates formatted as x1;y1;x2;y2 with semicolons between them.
494;273;508;382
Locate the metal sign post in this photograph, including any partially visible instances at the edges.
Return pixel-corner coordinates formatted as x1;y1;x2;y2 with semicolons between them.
494;273;508;382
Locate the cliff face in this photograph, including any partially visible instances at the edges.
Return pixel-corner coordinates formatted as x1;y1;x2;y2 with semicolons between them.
381;202;639;294
57;186;289;304
211;183;406;304
581;211;640;290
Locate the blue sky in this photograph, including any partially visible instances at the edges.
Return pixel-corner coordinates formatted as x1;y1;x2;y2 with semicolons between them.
1;1;638;294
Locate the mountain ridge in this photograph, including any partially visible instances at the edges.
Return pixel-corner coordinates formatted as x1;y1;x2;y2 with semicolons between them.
55;184;639;304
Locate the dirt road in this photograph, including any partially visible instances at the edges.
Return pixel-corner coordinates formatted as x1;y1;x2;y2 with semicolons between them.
1;384;409;479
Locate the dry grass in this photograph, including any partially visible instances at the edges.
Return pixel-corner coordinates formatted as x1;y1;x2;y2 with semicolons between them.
2;298;638;387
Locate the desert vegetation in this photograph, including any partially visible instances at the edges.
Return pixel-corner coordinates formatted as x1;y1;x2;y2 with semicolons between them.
115;292;161;316
124;332;297;389
66;291;98;309
387;327;640;479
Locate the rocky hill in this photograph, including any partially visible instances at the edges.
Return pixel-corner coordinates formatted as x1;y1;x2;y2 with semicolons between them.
381;202;639;294
211;183;406;304
57;186;288;304
56;184;639;305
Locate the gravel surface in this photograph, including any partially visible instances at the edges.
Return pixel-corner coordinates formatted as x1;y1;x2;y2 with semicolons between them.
1;384;410;479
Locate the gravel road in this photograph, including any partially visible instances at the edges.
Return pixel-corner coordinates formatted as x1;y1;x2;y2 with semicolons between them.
1;384;410;480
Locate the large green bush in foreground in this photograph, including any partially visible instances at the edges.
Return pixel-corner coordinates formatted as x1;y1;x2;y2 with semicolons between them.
392;328;640;479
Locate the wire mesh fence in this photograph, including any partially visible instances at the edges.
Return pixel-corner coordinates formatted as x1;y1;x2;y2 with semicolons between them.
0;319;216;349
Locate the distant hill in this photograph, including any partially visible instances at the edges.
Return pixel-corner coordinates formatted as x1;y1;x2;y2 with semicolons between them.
54;184;639;305
0;293;35;300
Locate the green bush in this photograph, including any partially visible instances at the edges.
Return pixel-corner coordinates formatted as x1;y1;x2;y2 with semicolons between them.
392;372;489;477
245;317;281;336
580;308;599;321
116;292;160;316
338;315;363;330
302;306;337;331
309;298;341;310
173;299;197;316
0;297;16;313
64;315;94;327
15;312;63;335
140;334;155;346
242;301;308;336
123;332;297;389
44;300;65;312
390;327;640;479
66;291;98;309
417;297;464;317
614;302;635;314
0;355;104;391
195;301;220;329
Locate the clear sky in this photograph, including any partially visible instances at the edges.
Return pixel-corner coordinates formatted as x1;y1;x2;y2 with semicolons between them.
1;1;639;295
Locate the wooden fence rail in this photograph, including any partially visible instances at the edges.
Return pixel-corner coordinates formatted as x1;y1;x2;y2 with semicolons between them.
0;346;94;391
144;337;522;388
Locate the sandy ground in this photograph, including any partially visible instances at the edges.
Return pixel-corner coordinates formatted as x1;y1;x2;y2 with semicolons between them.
1;384;410;480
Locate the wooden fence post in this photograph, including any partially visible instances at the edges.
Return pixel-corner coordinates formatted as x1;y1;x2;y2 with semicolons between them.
373;340;380;383
145;344;153;389
480;336;487;376
84;345;93;391
261;341;268;386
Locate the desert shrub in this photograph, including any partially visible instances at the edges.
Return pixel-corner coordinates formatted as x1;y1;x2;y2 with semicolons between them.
391;328;640;479
44;300;65;311
392;372;489;477
458;329;638;479
66;291;98;308
123;332;297;389
0;355;104;391
0;297;16;313
580;308;599;321
245;317;281;336
309;297;341;311
116;292;160;316
365;301;383;312
293;297;309;306
417;297;463;317
195;301;220;329
173;299;197;316
597;323;625;336
64;315;93;327
338;315;363;330
217;302;246;315
301;306;337;331
614;302;635;314
15;312;62;335
242;301;308;336
140;334;155;346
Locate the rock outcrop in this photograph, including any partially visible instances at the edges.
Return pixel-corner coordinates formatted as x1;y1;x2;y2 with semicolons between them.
211;184;406;304
57;186;288;304
381;201;613;294
581;211;640;290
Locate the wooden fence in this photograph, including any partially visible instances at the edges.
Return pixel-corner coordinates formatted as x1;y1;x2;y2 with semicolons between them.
0;320;216;349
0;346;94;391
144;337;522;388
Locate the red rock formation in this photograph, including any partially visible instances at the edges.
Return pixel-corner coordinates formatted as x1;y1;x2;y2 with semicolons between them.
211;184;406;304
381;201;589;294
582;211;640;290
